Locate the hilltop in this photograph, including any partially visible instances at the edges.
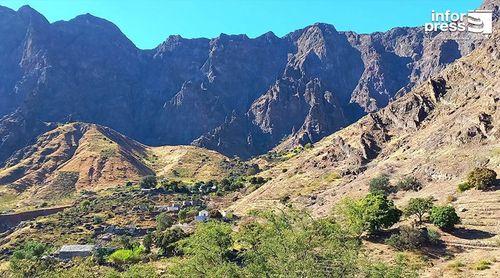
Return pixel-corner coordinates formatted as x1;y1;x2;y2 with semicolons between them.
0;123;233;213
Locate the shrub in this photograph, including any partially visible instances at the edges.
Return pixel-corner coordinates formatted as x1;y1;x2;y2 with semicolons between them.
426;228;441;245
10;241;51;277
156;212;174;232
122;264;158;278
249;176;266;185
336;193;402;236
369;174;394;195
140;175;157;189
396;176;422;191
143;234;153;253
473;259;492;270
245;164;260;176
93;215;104;224
385;226;426;251
457;182;474;192
107;246;144;265
403;197;433;225
430;206;460;230
467;168;497;190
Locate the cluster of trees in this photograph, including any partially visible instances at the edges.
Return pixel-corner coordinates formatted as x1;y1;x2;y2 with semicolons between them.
369;174;422;195
343;174;462;252
169;209;419;277
138;175;256;195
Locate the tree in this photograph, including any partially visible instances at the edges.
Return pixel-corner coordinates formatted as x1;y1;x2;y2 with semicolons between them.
156;212;174;232
170;209;361;277
143;234;153;253
369;174;394;195
385;226;427;251
169;222;239;277
337;193;402;236
156;228;186;257
396;176;422;191
429;206;460;230
403;197;433;225
467;168;497;190
140;175;157;189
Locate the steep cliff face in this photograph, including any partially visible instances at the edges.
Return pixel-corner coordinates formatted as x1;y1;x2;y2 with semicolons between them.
0;1;495;161
231;25;500;215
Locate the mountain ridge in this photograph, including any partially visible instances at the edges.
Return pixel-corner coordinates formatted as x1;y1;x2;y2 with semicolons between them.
0;2;494;163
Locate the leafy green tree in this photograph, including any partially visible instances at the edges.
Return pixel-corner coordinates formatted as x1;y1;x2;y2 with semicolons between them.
237;210;361;277
337;193;402;236
369;174;394;195
430;206;460;230
140;175;157;189
403;197;433;225
156;212;174;232
169;222;240;277
467;168;497;190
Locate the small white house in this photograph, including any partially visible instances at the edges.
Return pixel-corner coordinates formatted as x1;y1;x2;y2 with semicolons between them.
58;245;95;260
156;204;180;212
195;210;209;222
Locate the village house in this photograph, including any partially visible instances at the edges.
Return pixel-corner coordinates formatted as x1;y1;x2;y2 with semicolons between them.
57;244;95;260
156;204;180;212
195;210;209;222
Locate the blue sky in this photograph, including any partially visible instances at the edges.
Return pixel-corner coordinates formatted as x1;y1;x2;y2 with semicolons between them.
1;0;483;49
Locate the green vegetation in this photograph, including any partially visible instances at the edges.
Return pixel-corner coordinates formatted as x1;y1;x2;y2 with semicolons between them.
472;259;492;270
336;193;402;236
466;167;497;190
403;197;433;225
139;175;157;189
9;241;52;277
107;246;145;265
385;226;428;251
429;205;460;230
155;227;186;256
457;182;474;192
143;234;153;253
369;174;394;195
396;176;422;191
363;253;420;278
169;209;417;277
156;212;174;232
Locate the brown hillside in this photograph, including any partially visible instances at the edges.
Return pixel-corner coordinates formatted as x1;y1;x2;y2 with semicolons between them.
0;123;231;212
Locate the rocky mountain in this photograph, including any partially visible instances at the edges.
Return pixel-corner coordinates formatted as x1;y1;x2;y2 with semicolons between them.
0;2;495;163
231;21;500;215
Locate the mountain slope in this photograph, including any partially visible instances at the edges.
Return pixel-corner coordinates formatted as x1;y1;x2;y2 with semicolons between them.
0;3;493;161
231;25;500;215
0;123;232;212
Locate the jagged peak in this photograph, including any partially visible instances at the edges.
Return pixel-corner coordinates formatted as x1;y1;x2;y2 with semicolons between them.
16;5;49;25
